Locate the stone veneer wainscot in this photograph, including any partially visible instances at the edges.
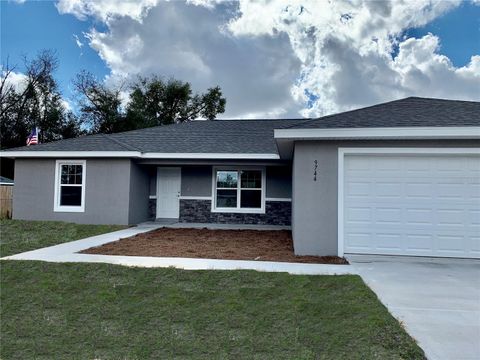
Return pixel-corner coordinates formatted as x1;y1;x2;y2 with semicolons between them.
179;199;291;225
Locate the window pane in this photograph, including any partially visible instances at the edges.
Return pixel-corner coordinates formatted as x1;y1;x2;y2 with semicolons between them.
60;164;83;184
240;190;261;208
74;165;83;176
240;170;261;188
216;189;237;208
217;171;237;188
60;186;82;206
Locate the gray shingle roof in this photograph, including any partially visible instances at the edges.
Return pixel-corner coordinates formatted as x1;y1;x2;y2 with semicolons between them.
3;97;479;156
7;134;135;152
7;119;304;154
289;97;480;129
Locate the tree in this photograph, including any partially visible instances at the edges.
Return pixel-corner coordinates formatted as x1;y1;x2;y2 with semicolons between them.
0;50;83;149
75;74;226;133
125;76;226;127
73;70;124;134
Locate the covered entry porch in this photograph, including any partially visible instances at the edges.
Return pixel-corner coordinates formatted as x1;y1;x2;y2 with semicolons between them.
139;162;292;226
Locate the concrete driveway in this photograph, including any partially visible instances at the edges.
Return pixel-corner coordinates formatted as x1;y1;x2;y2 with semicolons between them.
348;255;480;360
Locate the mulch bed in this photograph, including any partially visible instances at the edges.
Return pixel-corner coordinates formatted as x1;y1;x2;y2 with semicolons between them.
80;228;348;264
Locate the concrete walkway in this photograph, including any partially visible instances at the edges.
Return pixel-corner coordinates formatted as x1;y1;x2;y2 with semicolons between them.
2;224;354;275
349;255;480;360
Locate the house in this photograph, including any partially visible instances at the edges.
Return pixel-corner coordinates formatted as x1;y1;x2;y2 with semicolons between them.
2;97;479;259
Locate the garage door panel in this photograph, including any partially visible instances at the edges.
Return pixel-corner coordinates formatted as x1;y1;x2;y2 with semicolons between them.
375;207;402;224
470;236;480;254
346;232;372;250
405;208;433;225
345;207;372;224
405;182;433;199
376;182;403;198
470;183;480;200
436;235;466;253
375;233;403;250
405;234;434;252
470;210;480;226
343;154;480;258
346;181;370;197
437;209;465;227
436;183;466;200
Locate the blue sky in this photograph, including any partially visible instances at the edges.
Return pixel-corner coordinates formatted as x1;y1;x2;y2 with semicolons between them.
404;1;480;67
1;1;109;103
1;1;479;118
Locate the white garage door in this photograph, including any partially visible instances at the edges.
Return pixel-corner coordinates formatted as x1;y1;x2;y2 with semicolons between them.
343;154;480;258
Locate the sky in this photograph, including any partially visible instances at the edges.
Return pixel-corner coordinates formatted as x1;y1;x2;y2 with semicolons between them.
1;0;479;119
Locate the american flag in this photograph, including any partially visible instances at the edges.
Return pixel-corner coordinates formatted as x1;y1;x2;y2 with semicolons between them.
26;127;39;146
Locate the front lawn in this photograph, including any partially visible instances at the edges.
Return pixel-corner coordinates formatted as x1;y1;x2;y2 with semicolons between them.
0;220;425;359
0;219;125;257
1;264;425;359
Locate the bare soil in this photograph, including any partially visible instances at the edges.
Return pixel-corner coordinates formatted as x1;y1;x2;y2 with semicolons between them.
81;228;348;264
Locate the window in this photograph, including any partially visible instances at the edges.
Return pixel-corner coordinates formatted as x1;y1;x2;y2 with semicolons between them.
213;168;264;213
54;160;86;212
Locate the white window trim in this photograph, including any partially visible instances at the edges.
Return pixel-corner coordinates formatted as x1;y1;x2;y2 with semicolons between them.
54;160;86;213
337;147;480;257
211;166;266;214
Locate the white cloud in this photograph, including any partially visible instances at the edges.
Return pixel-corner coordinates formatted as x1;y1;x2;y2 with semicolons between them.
81;2;301;117
1;68;75;113
73;34;84;48
56;0;158;23
60;98;73;112
56;0;480;118
1;68;28;92
393;35;480;100
226;0;480;117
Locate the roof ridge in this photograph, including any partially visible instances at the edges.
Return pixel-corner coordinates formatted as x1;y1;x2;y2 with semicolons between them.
101;134;142;152
405;96;480;104
286;97;423;129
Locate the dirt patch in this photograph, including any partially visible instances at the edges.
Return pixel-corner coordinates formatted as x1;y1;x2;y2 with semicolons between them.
80;228;348;264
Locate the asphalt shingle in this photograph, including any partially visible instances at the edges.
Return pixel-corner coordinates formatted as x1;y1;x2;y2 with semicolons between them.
289;97;480;129
7;120;304;154
4;97;479;155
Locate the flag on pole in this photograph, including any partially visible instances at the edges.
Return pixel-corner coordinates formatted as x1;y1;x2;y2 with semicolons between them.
26;127;39;146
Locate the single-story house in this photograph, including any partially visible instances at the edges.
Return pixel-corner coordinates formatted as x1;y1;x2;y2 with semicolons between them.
2;97;479;258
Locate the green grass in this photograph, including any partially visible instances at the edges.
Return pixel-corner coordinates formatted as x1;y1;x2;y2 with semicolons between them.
0;219;126;257
1;263;425;360
0;220;426;359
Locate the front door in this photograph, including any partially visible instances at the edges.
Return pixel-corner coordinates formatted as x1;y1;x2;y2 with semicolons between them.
156;167;181;219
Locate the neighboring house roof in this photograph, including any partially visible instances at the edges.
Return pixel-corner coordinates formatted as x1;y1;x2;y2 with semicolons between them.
1;97;479;160
0;176;14;185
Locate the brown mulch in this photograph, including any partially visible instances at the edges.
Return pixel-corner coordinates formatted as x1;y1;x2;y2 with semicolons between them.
81;228;348;264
